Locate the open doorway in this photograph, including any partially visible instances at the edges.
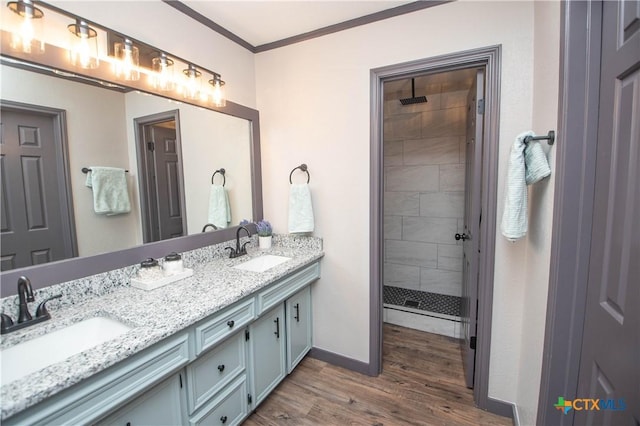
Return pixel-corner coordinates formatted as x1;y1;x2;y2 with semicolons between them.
134;110;187;243
370;46;506;415
381;67;483;390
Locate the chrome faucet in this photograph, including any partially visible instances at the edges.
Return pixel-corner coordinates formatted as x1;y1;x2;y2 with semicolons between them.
202;223;218;232
0;276;62;335
226;226;251;258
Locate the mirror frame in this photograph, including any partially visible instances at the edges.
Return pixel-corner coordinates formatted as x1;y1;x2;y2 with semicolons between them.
0;15;263;297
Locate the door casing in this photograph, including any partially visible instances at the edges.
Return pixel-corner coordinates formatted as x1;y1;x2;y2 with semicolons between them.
370;45;505;415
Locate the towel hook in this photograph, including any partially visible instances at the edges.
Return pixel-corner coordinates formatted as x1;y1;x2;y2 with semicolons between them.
523;130;555;146
211;168;226;186
289;164;310;184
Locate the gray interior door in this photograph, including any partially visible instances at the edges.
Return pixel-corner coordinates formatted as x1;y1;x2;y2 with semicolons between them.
460;69;485;389
138;117;185;242
575;1;640;425
0;107;74;270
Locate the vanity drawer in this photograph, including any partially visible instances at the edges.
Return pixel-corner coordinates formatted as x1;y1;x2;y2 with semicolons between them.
256;262;320;315
194;298;255;356
187;331;246;414
189;375;248;426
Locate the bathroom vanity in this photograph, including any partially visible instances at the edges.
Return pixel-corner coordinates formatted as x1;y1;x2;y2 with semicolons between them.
0;237;322;425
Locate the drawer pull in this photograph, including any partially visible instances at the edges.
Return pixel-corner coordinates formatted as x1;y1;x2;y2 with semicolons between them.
227;320;235;328
274;317;280;339
294;303;300;322
220;415;228;424
217;364;225;372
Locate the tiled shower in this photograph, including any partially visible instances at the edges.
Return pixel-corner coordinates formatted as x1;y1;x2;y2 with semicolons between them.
382;69;474;338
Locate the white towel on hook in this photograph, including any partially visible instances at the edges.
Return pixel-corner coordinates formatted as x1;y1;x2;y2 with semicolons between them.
524;140;551;184
208;185;231;229
500;131;532;241
288;183;314;233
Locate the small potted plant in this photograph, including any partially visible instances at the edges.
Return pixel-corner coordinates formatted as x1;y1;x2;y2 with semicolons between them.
256;219;273;249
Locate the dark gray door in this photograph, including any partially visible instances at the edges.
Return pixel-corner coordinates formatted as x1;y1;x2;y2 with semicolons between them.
0;107;74;270
460;69;484;389
575;1;640;425
137;115;185;242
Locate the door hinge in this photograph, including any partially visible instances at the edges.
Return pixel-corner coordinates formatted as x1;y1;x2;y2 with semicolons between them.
147;141;155;151
245;329;250;341
179;373;183;388
477;99;485;115
247;393;252;405
470;336;477;350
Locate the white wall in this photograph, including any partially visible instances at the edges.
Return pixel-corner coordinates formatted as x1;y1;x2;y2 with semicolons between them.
255;0;556;406
515;2;560;425
48;1;256;108
0;65;139;257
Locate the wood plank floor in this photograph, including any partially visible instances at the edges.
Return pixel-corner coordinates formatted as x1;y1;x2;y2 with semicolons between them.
244;323;512;425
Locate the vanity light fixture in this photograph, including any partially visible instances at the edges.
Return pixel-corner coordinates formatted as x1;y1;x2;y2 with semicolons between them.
208;73;226;107
150;52;174;91
181;64;202;101
114;38;140;81
6;0;45;54
68;19;99;69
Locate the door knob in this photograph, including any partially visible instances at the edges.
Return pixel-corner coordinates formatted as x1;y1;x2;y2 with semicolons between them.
455;233;469;241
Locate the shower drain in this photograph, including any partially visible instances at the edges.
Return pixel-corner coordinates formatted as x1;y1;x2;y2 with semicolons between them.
404;299;420;308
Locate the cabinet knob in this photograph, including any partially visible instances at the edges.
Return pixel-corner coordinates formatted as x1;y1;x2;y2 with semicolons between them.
126;423;131;426
220;415;228;423
217;364;225;372
227;320;235;328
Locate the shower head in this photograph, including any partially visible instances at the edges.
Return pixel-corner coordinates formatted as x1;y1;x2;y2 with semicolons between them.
399;78;427;105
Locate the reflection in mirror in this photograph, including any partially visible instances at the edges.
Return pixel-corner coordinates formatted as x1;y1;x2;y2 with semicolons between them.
0;63;253;271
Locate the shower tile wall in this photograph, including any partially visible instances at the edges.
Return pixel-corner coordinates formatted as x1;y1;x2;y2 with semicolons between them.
383;87;467;297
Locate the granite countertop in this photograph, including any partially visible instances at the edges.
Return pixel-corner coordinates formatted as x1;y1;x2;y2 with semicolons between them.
0;240;323;420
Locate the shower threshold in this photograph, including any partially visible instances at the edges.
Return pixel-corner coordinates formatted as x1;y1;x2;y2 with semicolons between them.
383;286;461;317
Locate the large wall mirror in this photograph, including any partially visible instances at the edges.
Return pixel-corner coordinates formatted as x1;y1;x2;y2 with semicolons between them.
0;6;263;296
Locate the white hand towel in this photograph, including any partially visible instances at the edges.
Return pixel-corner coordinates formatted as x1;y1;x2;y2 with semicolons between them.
524;141;551;185
208;185;231;229
85;167;131;215
288;183;314;233
500;131;531;241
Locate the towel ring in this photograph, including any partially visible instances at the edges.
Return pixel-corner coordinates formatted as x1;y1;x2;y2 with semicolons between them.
289;164;310;184
211;168;226;186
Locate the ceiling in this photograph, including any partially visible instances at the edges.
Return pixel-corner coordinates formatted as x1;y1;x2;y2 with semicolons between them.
177;1;427;50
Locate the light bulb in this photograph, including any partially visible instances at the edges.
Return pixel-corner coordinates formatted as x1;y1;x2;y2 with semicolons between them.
208;74;226;107
114;39;140;81
182;65;201;101
7;0;44;54
68;20;99;69
150;54;174;91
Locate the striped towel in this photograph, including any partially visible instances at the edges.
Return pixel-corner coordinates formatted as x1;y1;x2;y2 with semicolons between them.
500;131;532;241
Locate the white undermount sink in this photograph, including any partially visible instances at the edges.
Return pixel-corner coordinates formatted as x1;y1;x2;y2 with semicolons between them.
0;316;132;386
233;255;292;272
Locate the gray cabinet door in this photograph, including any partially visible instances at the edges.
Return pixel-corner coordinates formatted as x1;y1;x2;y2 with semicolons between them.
575;1;640;425
286;286;312;373
96;373;186;426
250;304;286;407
